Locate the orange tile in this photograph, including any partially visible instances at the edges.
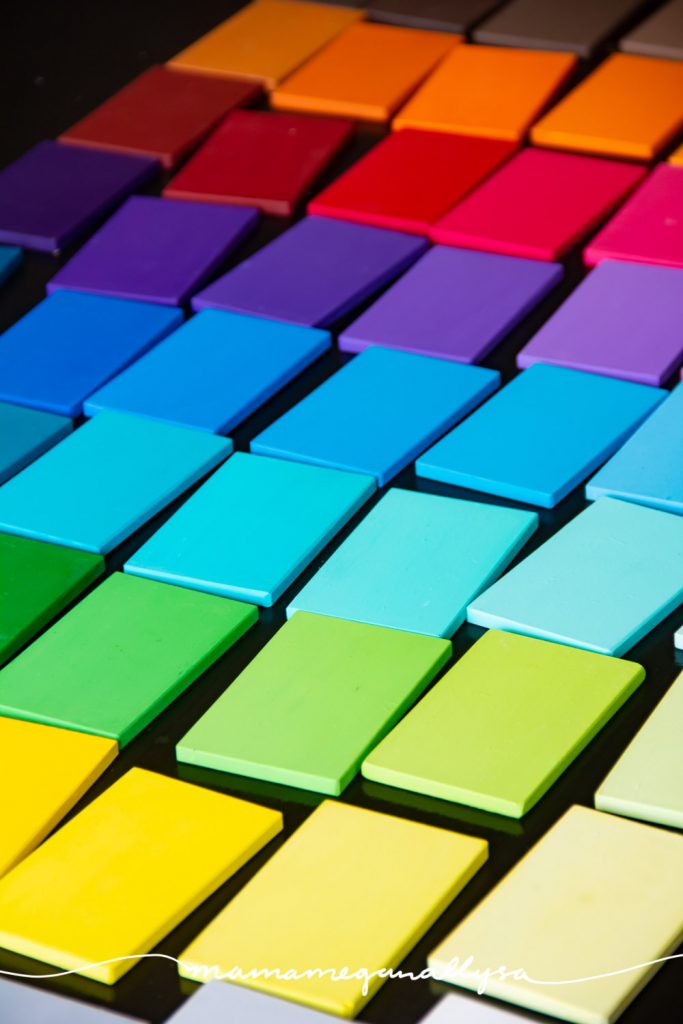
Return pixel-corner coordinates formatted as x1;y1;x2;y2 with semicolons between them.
669;143;683;167
392;44;576;142
531;53;683;161
271;22;458;123
168;0;362;90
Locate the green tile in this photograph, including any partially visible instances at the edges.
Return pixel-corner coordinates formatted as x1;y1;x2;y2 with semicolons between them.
177;611;451;796
0;533;103;666
363;630;645;817
0;572;257;746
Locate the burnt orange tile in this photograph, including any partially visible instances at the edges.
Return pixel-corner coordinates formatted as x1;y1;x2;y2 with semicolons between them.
393;43;576;141
531;53;683;160
271;22;458;123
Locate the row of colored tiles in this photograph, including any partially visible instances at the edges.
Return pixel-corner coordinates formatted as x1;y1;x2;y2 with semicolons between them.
0;757;680;1024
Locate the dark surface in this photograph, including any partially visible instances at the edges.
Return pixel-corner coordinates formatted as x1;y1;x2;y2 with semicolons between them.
1;2;681;1023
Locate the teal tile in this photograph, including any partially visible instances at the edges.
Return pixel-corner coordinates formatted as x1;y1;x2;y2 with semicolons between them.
0;246;21;286
287;488;538;636
468;497;683;656
0;401;72;485
125;452;376;606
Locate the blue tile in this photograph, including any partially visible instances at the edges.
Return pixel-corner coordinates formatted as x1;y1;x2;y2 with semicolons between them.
125;452;376;606
250;347;500;486
586;382;683;515
0;411;231;554
0;246;21;286
85;310;331;433
468;497;683;657
416;364;665;508
288;488;538;636
0;402;72;485
0;291;182;417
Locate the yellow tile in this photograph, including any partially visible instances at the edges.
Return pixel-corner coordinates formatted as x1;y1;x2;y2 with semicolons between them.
532;53;683;160
0;768;282;983
429;805;683;1024
168;0;363;90
179;800;487;1017
271;22;457;123
0;717;117;879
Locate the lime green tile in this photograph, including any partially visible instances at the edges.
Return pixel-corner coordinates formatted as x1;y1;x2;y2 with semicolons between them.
177;611;451;795
0;533;103;666
363;630;644;817
0;573;257;746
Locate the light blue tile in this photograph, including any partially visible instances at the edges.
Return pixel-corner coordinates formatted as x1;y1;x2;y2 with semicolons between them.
0;245;21;286
0;401;72;485
250;347;500;486
84;310;331;433
0;978;139;1023
125;452;376;606
0;411;230;554
586;382;683;515
287;488;538;637
468;497;683;657
0;290;182;417
416;364;665;508
167;982;340;1023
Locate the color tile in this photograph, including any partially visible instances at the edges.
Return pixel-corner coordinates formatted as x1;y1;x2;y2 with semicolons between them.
339;247;563;362
308;129;517;234
192;216;427;326
468;497;683;657
417;364;664;507
428;805;683;1024
0;533;103;666
671;142;683;166
621;0;683;61
166;986;341;1023
0;718;117;878
0;411;230;554
595;670;683;830
164;110;353;215
676;624;683;649
178;611;451;794
531;53;683;160
0;767;282;983
368;0;502;33
393;44;576;140
420;995;535;1024
0;572;257;746
431;147;645;260
518;260;683;385
584;164;683;270
474;0;647;57
288;489;537;637
363;630;644;816
0;141;157;253
586;384;683;516
60;65;260;169
251;346;500;485
0;245;21;285
169;0;362;88
84;311;331;433
0;401;72;483
179;800;488;1016
125;453;375;606
272;22;456;123
48;197;258;306
0;979;140;1023
0;291;181;417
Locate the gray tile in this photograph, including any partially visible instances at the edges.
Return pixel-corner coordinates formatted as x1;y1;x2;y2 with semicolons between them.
368;0;503;33
620;0;683;60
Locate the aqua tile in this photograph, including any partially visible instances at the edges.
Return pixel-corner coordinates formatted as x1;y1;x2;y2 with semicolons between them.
0;402;72;485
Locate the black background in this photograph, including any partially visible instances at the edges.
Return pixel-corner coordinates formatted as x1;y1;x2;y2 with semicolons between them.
1;2;681;1022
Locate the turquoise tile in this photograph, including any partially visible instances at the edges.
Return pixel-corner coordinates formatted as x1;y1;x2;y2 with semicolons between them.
287;488;538;637
0;401;72;485
0;411;230;554
586;382;683;515
468;497;683;656
125;452;376;606
416;364;665;508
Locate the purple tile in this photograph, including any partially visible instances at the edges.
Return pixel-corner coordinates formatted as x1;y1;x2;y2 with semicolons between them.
339;246;563;362
47;196;259;306
191;215;428;327
0;141;157;253
518;260;683;386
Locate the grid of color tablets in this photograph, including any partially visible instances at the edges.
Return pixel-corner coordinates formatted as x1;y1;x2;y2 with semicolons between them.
1;3;682;1024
